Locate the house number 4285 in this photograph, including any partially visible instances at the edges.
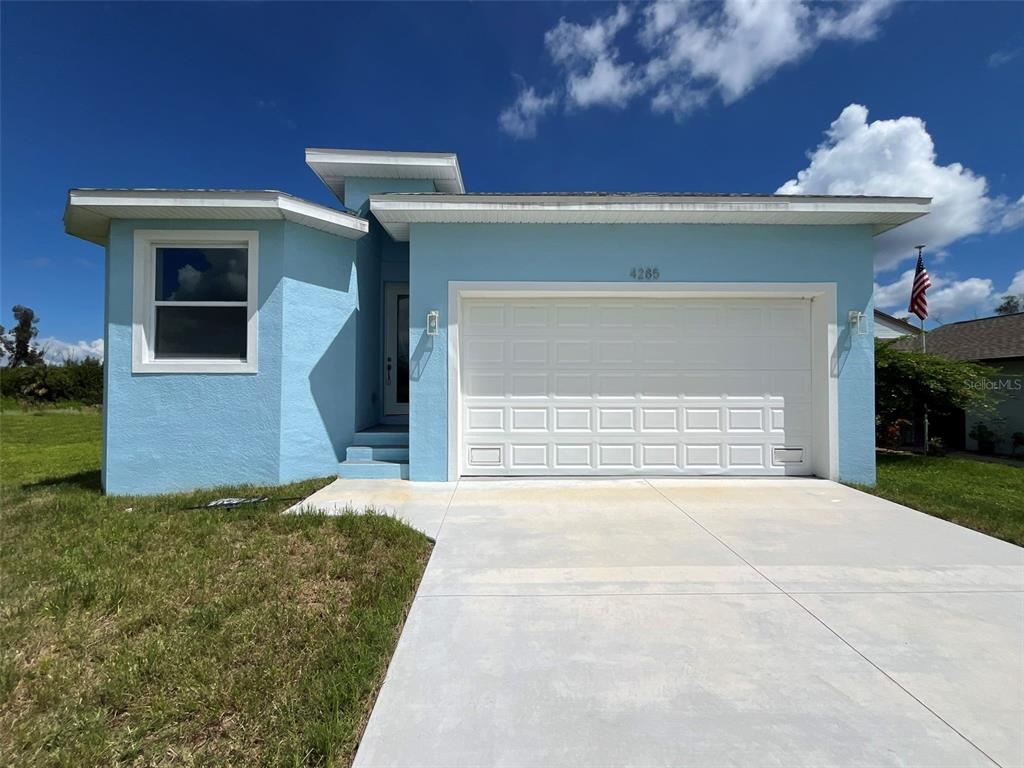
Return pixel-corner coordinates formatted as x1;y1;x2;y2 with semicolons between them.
630;267;660;280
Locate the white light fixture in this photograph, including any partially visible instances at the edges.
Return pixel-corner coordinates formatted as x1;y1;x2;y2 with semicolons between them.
848;310;868;336
426;310;439;336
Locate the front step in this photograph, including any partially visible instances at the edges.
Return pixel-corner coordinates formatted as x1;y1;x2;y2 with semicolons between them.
338;459;409;480
351;425;408;447
339;425;409;479
345;445;409;462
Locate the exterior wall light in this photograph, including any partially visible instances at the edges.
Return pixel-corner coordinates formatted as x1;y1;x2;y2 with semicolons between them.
426;310;440;337
848;310;868;336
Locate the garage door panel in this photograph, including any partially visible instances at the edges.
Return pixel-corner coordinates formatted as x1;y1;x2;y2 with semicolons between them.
510;374;547;397
463;338;504;364
464;304;505;329
464;371;504;397
460;297;814;476
510;407;547;431
510;304;549;329
554;408;591;431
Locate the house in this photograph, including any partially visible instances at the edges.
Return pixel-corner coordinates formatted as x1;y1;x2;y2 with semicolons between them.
897;313;1024;452
63;149;930;494
873;309;922;340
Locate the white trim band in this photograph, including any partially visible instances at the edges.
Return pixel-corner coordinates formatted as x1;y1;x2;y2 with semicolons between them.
372;194;930;241
306;148;465;203
65;189;369;245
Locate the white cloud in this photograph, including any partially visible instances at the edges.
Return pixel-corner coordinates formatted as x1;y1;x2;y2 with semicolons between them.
498;86;558;139
875;268;1024;324
926;277;998;321
778;104;1020;272
544;5;642;109
500;0;893;135
546;4;632;66
1006;269;1024;297
567;56;643;109
988;46;1021;68
37;337;104;365
814;0;893;41
641;0;815;105
999;194;1024;231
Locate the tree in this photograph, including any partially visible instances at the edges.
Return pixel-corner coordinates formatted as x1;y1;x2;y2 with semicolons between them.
0;305;44;367
874;340;1000;445
995;294;1023;315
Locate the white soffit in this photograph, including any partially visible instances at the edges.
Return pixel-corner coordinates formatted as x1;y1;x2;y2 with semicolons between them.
64;189;369;245
369;193;931;241
305;148;465;202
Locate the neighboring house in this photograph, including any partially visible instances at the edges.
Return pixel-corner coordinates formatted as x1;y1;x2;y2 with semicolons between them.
873;309;922;340
897;313;1024;452
63;148;929;494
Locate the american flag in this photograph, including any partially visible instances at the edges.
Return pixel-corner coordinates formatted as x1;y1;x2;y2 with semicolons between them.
908;252;932;321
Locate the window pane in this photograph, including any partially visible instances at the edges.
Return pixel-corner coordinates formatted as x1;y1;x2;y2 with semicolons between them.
155;247;247;302
154;306;247;360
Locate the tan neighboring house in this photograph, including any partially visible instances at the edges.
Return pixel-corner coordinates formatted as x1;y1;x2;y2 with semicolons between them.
896;313;1024;453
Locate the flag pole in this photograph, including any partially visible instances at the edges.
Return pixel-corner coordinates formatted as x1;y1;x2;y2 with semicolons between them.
921;311;929;452
915;244;929;452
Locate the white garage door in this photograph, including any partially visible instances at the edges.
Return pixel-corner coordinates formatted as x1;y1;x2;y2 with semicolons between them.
458;296;814;476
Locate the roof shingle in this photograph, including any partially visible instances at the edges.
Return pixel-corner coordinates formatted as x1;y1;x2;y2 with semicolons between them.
894;313;1024;361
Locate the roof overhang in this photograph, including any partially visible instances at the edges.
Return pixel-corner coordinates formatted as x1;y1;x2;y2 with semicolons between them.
305;148;465;204
369;193;930;242
873;309;922;335
64;189;369;245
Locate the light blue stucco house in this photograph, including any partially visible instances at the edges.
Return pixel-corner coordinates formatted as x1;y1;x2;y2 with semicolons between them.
64;149;929;494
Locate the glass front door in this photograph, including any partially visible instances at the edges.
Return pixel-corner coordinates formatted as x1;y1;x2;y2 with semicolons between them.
384;283;409;415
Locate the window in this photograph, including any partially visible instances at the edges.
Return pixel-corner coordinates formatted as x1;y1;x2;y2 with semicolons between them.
133;230;258;373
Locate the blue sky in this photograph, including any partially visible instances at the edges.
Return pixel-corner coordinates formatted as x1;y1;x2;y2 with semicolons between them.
2;1;1022;358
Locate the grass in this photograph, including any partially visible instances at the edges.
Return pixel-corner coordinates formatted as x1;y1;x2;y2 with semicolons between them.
855;452;1024;546
0;407;432;767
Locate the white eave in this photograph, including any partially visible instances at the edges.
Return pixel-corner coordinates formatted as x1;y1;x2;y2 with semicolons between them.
305;148;465;203
369;193;931;242
64;189;369;245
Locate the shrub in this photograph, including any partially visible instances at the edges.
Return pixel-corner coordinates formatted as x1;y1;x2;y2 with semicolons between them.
0;357;103;405
969;421;1002;455
875;340;1000;445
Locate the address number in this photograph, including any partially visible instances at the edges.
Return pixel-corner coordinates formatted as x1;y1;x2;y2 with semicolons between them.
630;267;660;280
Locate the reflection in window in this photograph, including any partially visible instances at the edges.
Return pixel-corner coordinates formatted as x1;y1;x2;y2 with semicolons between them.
155;248;247;301
152;246;250;361
155;306;248;359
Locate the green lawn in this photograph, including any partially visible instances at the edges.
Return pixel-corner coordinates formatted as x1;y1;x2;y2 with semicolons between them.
856;452;1024;546
0;408;431;767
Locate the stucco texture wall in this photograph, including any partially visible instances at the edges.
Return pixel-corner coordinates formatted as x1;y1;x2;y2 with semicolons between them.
408;223;878;484
103;219;364;494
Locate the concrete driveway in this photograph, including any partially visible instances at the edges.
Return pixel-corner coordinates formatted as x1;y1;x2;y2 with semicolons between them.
298;478;1024;768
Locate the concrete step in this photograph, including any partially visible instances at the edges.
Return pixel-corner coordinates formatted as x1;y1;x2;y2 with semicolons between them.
353;425;409;448
338;459;409;480
345;445;409;462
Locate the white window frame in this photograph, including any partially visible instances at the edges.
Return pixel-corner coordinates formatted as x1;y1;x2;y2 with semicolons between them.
132;229;259;374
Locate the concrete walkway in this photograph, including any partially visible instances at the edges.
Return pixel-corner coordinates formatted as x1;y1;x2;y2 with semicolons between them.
296;478;1024;768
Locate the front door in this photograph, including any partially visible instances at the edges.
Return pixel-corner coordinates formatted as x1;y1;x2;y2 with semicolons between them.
384;282;409;415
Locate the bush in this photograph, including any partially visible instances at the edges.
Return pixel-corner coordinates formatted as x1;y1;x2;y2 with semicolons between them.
875;340;1000;445
0;357;103;405
969;421;1003;455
